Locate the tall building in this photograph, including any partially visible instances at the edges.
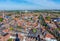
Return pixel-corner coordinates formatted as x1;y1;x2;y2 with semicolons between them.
3;11;5;18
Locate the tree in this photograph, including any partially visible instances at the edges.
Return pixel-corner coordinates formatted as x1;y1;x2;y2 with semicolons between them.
0;18;3;22
16;11;20;14
33;28;37;33
7;38;12;41
55;28;60;31
10;27;14;31
17;26;24;29
15;16;19;18
45;16;51;21
7;14;12;16
43;23;47;27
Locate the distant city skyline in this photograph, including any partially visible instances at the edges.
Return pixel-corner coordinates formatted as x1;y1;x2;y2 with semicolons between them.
0;0;60;10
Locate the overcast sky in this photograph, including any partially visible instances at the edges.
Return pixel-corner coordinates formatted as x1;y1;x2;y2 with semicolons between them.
0;0;60;10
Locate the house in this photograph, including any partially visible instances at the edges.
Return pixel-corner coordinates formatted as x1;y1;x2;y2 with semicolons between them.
45;33;57;41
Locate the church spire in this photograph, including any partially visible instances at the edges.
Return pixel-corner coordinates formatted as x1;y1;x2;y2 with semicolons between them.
3;11;4;18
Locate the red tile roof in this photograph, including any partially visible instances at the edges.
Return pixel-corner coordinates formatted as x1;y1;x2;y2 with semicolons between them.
45;33;54;38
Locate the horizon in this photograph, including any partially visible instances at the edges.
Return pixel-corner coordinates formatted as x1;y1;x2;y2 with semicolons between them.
0;0;60;10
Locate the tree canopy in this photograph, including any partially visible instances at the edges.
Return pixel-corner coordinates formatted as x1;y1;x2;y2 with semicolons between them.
45;16;51;21
7;38;12;41
0;18;3;22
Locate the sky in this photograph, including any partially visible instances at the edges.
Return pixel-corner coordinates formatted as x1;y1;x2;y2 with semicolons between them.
0;0;60;10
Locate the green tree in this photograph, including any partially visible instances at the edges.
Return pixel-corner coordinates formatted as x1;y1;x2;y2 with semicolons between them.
16;11;20;14
33;29;37;33
7;38;12;41
15;16;19;18
55;28;60;31
17;26;23;29
10;27;14;31
0;18;3;22
7;14;12;16
45;16;51;21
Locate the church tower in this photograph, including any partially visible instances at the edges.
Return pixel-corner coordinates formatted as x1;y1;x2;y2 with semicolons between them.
3;11;5;18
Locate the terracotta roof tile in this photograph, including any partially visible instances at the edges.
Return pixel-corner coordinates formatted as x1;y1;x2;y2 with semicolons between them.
45;33;54;38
